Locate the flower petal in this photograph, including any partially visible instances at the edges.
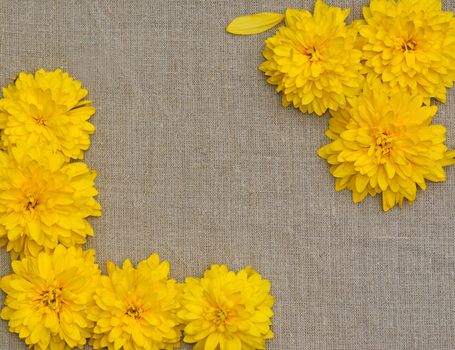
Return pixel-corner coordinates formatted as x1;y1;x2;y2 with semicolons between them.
226;13;284;35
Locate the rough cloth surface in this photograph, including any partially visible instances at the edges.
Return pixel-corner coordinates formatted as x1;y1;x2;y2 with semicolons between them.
1;1;455;349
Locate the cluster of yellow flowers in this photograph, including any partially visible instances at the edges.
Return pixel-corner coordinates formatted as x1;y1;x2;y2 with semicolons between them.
0;70;274;349
227;0;455;211
0;69;100;258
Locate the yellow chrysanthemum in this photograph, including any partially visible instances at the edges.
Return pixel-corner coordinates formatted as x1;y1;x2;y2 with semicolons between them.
0;245;100;350
359;0;455;104
0;69;95;159
0;144;101;258
259;0;364;115
88;254;182;350
179;265;274;350
318;84;455;211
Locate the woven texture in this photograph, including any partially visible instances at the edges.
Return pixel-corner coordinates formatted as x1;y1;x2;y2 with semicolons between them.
1;0;455;349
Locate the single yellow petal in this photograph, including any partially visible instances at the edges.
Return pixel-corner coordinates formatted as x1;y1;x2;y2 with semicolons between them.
226;13;284;35
205;333;220;350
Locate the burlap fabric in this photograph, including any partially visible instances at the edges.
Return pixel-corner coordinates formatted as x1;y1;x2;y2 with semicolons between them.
1;1;455;349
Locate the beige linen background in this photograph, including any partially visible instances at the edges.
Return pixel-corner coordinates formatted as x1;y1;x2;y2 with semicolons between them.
1;0;455;349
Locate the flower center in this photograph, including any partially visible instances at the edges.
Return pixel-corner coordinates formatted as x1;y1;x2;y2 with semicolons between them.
209;306;234;327
215;309;227;324
126;305;143;319
374;130;395;162
33;114;47;126
41;288;63;312
25;194;39;211
305;46;321;62
401;38;417;52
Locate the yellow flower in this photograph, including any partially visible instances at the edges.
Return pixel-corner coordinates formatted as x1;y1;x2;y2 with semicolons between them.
0;144;101;258
0;245;101;350
88;254;182;350
259;0;363;115
318;84;455;211
0;69;95;159
359;0;455;104
179;265;274;350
